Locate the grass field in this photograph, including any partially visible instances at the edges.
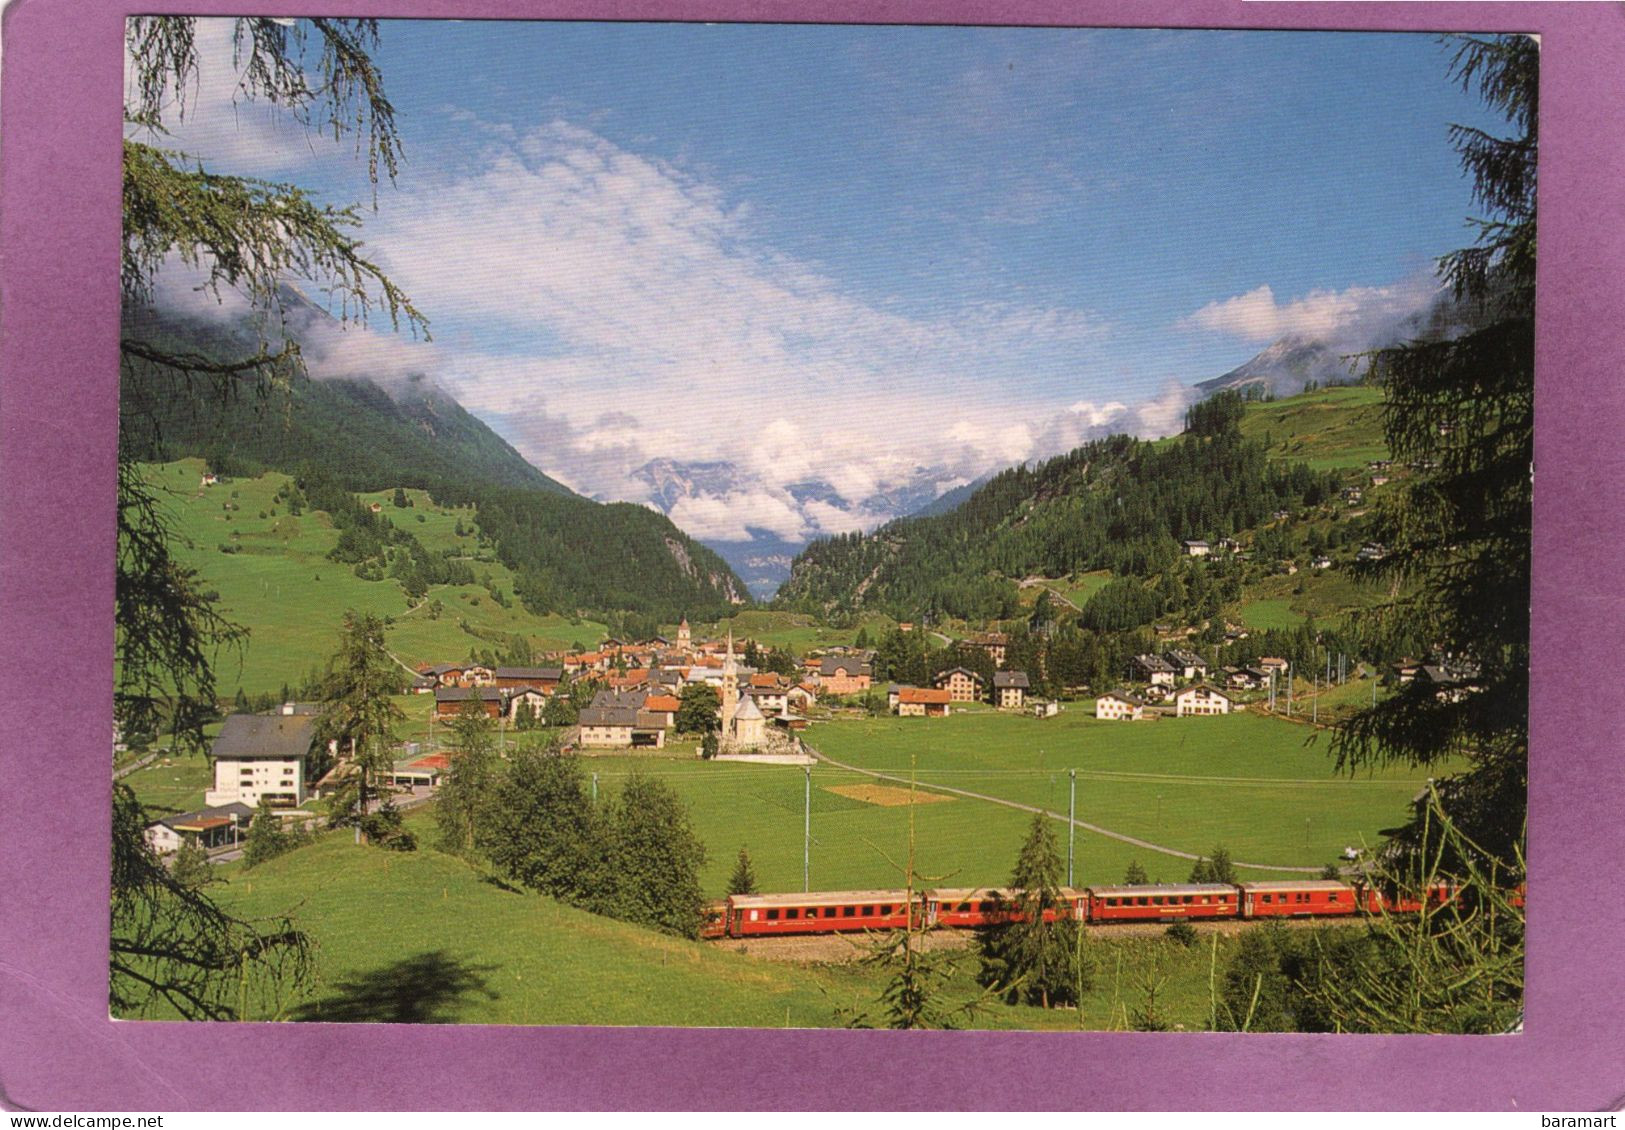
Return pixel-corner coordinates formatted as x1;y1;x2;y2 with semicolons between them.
184;825;1278;1030
134;461;609;696
1238;385;1389;472
692;609;895;654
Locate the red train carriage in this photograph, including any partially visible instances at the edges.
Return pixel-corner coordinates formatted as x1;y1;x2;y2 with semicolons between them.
1348;880;1459;915
700;900;728;940
925;887;1087;928
1083;883;1239;923
724;890;913;937
1238;880;1358;918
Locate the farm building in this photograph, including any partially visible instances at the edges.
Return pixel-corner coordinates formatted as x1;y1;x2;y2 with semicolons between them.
433;685;505;720
932;667;985;703
1094;691;1145;721
205;713;317;808
993;670;1030;709
493;666;563;692
1182;539;1211;557
1175;684;1233;716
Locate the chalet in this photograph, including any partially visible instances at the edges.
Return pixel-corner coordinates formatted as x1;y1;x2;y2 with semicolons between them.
1142;683;1173;703
1183;539;1211;558
894;686;951;718
787;683;818;712
1342;486;1364;505
1222;666;1261;691
818;656;872;696
1094;691;1145;721
144;802;254;855
1389;659;1422;685
409;674;438;694
1311;555;1332;570
418;662;466;687
1132;654;1176;687
933;667;985;703
1165;649;1209;681
969;632;1010;668
1356;542;1388;563
1215;537;1239;553
205;713;316;808
505;687;550;723
1258;657;1289;678
1370;474;1390;487
993;670;1030;709
200;471;219;487
493;666;563;692
433;685;505;720
897;622;915;633
1368;460;1392;471
1420;660;1482;703
1175;684;1233;717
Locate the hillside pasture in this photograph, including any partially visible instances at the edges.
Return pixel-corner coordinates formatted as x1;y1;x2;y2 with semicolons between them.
1239;385;1389;472
135;461;608;695
176;830;1254;1030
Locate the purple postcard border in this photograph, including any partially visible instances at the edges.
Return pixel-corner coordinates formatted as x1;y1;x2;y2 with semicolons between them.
3;0;1622;1111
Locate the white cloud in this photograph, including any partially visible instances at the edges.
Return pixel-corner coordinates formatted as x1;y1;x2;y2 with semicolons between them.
1180;278;1438;345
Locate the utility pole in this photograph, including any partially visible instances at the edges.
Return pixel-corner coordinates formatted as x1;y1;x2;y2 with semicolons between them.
1312;671;1318;724
1067;769;1077;887
804;763;812;893
591;772;598;805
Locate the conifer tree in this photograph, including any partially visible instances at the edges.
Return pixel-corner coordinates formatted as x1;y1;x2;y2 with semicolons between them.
727;846;759;896
977;812;1089;1008
437;694;500;856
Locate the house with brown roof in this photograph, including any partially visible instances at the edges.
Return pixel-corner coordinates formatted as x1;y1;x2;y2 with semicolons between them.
494;666;563;692
968;631;1009;668
433;685;505;720
893;686;951;718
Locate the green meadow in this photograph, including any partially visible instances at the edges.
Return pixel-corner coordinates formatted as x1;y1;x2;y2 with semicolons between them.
1238;384;1390;472
134;460;608;696
190;824;1272;1030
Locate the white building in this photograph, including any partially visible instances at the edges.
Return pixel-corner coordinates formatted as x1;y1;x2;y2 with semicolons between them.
144;802;254;855
1175;684;1234;717
204;714;317;808
1095;691;1145;721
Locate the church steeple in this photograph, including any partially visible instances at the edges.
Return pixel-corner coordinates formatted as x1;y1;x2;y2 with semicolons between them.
720;628;739;738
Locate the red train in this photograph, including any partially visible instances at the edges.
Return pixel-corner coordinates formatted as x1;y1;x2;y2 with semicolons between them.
702;879;1476;939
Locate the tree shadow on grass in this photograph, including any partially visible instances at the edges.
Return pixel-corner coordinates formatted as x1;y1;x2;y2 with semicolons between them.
291;950;500;1023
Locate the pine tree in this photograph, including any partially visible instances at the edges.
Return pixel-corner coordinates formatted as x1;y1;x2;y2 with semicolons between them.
243;797;295;869
169;838;214;889
437;694;499;856
1124;860;1150;885
316;611;405;836
977;812;1089;1008
727;846;759;896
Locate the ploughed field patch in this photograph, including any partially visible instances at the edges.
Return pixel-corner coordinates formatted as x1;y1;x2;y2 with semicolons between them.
825;783;955;808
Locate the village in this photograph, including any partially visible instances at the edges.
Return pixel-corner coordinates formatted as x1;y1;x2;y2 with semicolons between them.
137;603;1436;864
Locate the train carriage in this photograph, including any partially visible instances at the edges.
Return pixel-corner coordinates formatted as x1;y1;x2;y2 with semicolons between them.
1083;883;1239;923
1238;880;1358;918
724;890;914;937
925;887;1087;928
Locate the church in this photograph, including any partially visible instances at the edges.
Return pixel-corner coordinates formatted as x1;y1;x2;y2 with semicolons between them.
717;632;767;751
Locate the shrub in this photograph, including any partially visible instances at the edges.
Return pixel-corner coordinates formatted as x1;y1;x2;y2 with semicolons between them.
1166;921;1198;947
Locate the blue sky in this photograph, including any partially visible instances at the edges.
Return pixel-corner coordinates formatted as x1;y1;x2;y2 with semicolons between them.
136;20;1504;543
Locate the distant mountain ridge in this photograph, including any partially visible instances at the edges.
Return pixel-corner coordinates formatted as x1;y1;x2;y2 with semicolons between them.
122;292;747;617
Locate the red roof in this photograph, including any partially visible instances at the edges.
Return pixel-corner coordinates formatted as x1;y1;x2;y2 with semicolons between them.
899;687;951;705
750;673;783;688
411;753;451;771
644;695;681;713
